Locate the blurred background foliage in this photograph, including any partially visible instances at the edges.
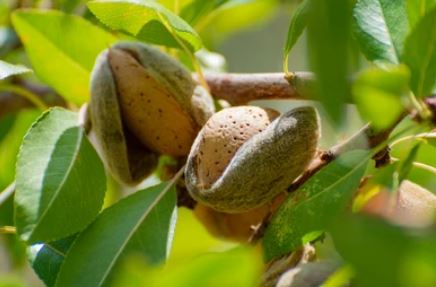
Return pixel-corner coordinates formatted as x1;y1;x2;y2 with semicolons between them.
0;0;435;286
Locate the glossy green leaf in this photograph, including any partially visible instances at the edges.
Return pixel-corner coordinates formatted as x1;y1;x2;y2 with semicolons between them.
352;66;409;131
263;150;370;261
0;60;31;80
307;0;352;124
12;10;117;104
283;0;310;65
15;108;106;243
56;182;177;287
330;215;436;287
353;0;410;64
28;235;76;287
87;0;202;52
403;7;436;98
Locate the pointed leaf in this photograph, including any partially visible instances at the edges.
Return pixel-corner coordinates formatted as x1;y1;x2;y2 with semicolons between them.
263;150;370;261
12;10;117;104
0;60;31;80
353;0;410;64
15;108;106;243
56;182;177;287
28;235;76;287
403;7;436;98
283;0;310;60
88;0;202;52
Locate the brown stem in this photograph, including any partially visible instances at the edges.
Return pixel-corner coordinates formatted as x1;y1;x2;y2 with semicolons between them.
199;72;314;105
0;78;66;119
288;112;407;193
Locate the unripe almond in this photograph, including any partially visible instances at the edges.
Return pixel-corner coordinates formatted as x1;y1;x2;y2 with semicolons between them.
89;41;215;184
363;180;436;228
109;49;198;156
194;192;286;241
186;106;320;212
197;106;279;187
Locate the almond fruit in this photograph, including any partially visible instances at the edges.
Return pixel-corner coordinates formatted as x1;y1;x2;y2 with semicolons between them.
185;106;320;212
89;41;215;184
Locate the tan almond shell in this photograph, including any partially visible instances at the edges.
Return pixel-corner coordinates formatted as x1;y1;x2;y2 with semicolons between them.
186;106;320;213
109;48;198;156
195;106;280;187
89;50;158;185
363;180;436;228
113;42;215;128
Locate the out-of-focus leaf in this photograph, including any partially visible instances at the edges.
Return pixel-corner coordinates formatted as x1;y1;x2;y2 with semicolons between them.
421;132;436;147
87;0;202;51
398;143;421;181
263;150;370;261
283;0;310;69
56;182;177;287
180;0;254;25
353;0;409;64
111;247;261;287
15;108;106;243
403;7;436;98
12;10;117;104
0;27;20;57
406;0;436;28
0;110;40;189
0;114;16;143
352;66;409;131
0;60;31;80
330;214;436;287
199;0;277;46
28;235;76;287
180;0;227;25
307;0;352;124
56;0;88;13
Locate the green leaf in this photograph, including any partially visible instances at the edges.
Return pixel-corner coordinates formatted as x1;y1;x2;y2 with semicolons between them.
55;182;177;287
421;132;436;147
403;7;436;98
263;150;370;261
406;0;436;28
0;110;41;189
398;142;421;181
12;10;117;105
307;0;352;124
352;65;409;131
353;0;410;64
180;0;225;25
28;235;76;287
112;247;262;287
283;0;310;67
87;0;202;52
0;60;31;80
15;108;106;243
180;0;250;25
330;215;436;287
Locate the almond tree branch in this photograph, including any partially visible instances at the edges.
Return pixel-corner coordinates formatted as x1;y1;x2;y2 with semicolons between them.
198;72;315;105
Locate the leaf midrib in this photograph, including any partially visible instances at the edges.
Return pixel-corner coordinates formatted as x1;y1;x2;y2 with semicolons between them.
98;182;175;286
292;153;369;211
30;127;82;241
